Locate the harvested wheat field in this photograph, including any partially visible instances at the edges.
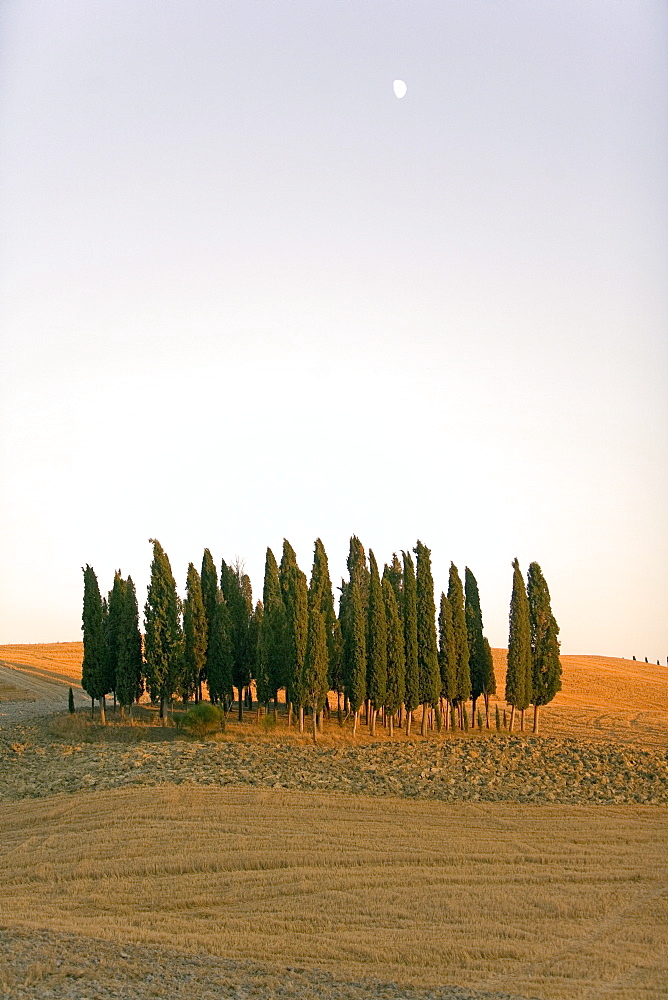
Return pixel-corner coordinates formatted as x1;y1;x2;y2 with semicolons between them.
0;786;666;1000
0;643;83;687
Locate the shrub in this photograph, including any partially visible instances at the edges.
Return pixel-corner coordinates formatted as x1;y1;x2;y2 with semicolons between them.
182;702;224;737
68;688;75;714
495;704;501;731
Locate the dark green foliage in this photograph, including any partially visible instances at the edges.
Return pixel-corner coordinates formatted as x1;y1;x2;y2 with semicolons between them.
383;555;403;625
116;575;143;710
68;687;75;713
308;539;343;696
200;549;219;687
81;565;107;701
183;563;207;703
342;581;366;713
143;540;183;716
261;547;287;701
366;551;387;712
382;577;405;717
181;701;224;736
414;541;440;711
527;562;562;706
506;558;532;711
206;591;233;706
447;564;470;704
465;567;487;702
220;558;253;715
303;606;329;717
106;571;125;699
279;540;308;710
402;551;419;714
438;592;457;703
347;536;370;611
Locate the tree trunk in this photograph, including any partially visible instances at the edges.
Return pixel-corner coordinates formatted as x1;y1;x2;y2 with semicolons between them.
99;696;106;726
365;699;369;726
471;696;477;724
389;713;394;737
398;704;403;727
443;699;449;730
406;709;412;735
435;704;442;732
484;693;490;729
369;707;376;736
520;708;525;732
353;709;358;737
120;704;125;720
299;706;304;733
533;703;539;733
337;691;342;725
509;705;515;732
237;688;243;722
113;691;117;712
420;703;428;736
312;704;318;744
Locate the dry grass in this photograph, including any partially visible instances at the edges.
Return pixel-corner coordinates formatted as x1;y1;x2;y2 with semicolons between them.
0;786;666;999
0;642;83;686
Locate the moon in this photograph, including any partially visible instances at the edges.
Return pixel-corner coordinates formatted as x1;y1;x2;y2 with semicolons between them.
393;79;407;99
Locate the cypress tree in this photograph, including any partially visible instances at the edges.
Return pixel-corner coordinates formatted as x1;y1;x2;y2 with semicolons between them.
248;601;263;711
366;551;387;735
438;592;457;727
220;558;253;720
383;554;404;625
382;577;405;736
448;563;470;726
527;561;561;733
116;574;143;719
303;606;329;742
206;591;233;707
308;538;342;710
68;687;75;713
106;571;126;708
465;567;487;723
81;564;106;719
414;541;440;736
279;540;308;730
342;580;366;735
183;563;207;705
144;539;183;722
200;548;219;697
347;536;370;611
482;637;496;727
402;550;419;734
262;547;287;711
506;557;532;731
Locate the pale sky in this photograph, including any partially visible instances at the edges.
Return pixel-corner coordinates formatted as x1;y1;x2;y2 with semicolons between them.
1;1;666;658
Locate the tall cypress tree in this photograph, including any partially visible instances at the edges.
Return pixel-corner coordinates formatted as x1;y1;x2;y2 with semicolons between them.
220;558;253;720
506;557;532;731
206;591;233;707
303;606;329;742
527;561;561;733
200;549;219;696
383;554;404;626
414;541;440;736
383;577;405;736
342;580;366;735
183;563;207;704
308;538;342;708
465;567;487;721
106;571;126;707
144;540;182;721
116;574;143;719
438;592;457;727
482;637;496;727
347;536;370;611
279;540;308;729
402;550;419;734
262;547;287;710
81;564;107;720
366;551;387;735
448;563;470;727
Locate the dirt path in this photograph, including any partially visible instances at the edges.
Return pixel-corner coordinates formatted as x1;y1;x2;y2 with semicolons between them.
0;662;88;729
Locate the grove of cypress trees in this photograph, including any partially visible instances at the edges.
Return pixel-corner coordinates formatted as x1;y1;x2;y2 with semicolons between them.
116;574;143;720
342;580;366;735
465;567;487;723
206;591;233;707
438;592;457;729
81;564;107;721
382;576;405;736
279;540;308;730
506;557;532;731
366;551;387;735
527;561;561;733
303;606;329;742
448;563;470;728
144;539;183;722
183;563;207;704
415;541;440;736
402;550;419;734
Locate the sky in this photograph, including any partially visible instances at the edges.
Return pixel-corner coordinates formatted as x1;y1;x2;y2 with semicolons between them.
0;0;666;658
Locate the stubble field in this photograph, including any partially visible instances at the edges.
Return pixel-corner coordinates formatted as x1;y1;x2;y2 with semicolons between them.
0;644;666;1000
